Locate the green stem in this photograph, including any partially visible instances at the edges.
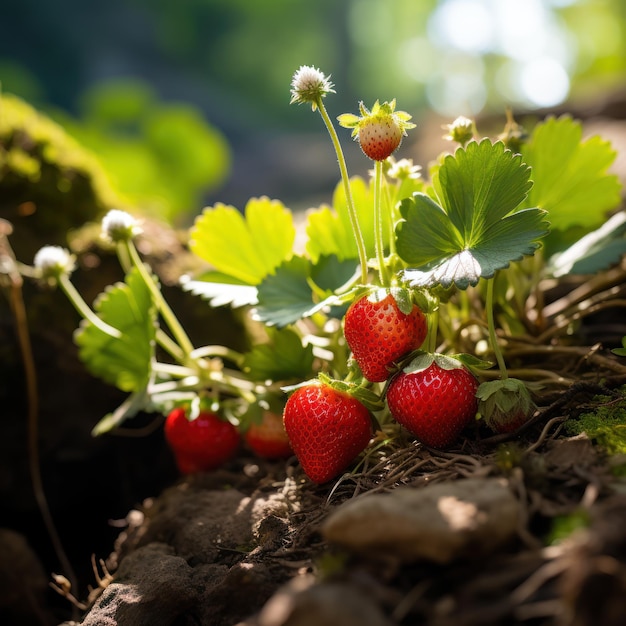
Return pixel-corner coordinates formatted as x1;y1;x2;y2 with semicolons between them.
428;307;439;353
58;274;122;338
374;160;389;286
486;277;508;379
123;240;196;361
113;242;186;362
155;330;186;363
190;345;246;367
385;180;397;257
316;97;369;285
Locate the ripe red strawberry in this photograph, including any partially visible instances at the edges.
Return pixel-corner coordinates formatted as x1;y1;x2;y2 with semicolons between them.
283;382;373;484
344;288;428;383
386;354;479;449
338;99;415;162
164;407;240;474
245;410;293;460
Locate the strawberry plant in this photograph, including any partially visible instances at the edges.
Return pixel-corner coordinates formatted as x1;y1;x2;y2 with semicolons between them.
18;65;626;485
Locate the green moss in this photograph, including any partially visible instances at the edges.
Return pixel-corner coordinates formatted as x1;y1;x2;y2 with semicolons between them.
546;509;590;545
0;92;131;261
564;387;626;455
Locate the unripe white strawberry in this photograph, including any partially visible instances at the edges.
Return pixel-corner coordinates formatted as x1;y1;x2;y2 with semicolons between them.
357;116;403;161
338;99;415;162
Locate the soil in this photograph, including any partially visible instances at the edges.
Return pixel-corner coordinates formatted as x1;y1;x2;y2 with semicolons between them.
6;370;626;626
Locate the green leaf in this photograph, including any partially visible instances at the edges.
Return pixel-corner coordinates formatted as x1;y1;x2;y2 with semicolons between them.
189;196;295;284
181;279;258;308
547;211;626;277
612;337;626;357
521;115;622;234
254;255;355;327
75;267;156;392
305;176;389;263
433;139;533;240
396;192;463;267
397;139;549;289
243;326;314;382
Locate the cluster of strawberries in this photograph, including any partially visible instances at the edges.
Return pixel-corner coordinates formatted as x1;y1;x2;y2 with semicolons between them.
283;289;479;483
165;289;480;485
165;407;293;475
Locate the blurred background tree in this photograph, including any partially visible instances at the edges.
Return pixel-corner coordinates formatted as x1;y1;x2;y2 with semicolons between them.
1;0;625;223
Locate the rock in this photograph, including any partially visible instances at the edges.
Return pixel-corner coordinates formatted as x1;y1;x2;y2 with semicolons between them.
322;477;520;564
246;574;393;626
82;543;198;626
131;486;254;562
0;528;52;626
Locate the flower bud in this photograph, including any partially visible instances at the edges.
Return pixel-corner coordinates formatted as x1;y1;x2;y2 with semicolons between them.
443;116;475;146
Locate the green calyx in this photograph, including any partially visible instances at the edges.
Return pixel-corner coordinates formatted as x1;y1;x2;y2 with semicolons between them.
337;99;415;138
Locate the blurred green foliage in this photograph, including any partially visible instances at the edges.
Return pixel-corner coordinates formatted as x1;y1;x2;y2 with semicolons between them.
0;92;128;260
51;80;231;224
119;0;626;118
1;0;625;234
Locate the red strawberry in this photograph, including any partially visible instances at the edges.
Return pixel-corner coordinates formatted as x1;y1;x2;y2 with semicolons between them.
344;288;428;382
338;100;415;162
386;354;479;449
283;382;373;484
245;410;293;460
164;407;240;474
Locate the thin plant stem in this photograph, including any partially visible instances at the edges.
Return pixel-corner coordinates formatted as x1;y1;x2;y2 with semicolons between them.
114;242;185;363
58;274;122;339
0;226;80;619
123;240;196;361
315;97;369;285
374;160;389;286
486;276;508;379
384;180;397;257
428;308;440;353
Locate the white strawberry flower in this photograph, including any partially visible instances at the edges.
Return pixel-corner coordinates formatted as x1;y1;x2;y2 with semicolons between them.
101;209;142;243
33;245;75;281
290;65;335;111
387;157;422;181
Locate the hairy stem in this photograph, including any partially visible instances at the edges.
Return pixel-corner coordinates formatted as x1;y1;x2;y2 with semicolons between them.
316;97;369;285
486;276;508;379
58;274;122;338
123;240;196;362
374;160;389;286
113;242;185;362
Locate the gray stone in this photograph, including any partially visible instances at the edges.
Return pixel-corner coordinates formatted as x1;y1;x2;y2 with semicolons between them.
322;477;520;564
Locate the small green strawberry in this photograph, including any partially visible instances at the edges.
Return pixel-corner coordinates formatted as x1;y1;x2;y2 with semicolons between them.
282;381;374;484
164;407;240;474
344;288;428;383
338;99;416;162
386;353;479;449
476;378;536;434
